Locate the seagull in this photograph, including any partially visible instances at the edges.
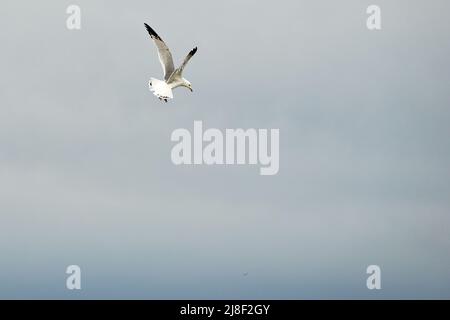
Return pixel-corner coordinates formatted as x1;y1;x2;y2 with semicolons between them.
144;23;197;102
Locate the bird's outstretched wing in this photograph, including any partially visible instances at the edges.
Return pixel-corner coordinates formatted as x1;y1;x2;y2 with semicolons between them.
168;47;197;83
144;23;175;81
179;47;197;73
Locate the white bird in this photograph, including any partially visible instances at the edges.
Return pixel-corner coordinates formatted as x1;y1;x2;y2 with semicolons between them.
144;23;197;102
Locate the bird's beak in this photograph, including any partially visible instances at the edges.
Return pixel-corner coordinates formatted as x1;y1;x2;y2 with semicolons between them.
190;88;193;92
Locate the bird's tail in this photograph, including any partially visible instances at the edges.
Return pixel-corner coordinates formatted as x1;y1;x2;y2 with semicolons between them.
149;78;173;102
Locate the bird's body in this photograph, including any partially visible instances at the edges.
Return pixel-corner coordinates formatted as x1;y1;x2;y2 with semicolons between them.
144;23;197;102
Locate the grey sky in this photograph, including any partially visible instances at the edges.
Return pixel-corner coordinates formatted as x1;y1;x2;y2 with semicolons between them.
0;0;449;298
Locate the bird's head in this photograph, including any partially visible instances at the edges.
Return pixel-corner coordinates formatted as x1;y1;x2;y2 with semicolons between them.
183;79;193;92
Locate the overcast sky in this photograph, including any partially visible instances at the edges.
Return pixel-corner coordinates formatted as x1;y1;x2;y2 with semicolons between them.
0;0;449;298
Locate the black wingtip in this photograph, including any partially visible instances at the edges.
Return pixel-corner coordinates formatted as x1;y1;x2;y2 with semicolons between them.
191;47;198;55
144;23;161;40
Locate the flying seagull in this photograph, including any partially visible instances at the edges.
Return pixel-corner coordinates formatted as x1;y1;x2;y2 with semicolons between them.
144;23;197;102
